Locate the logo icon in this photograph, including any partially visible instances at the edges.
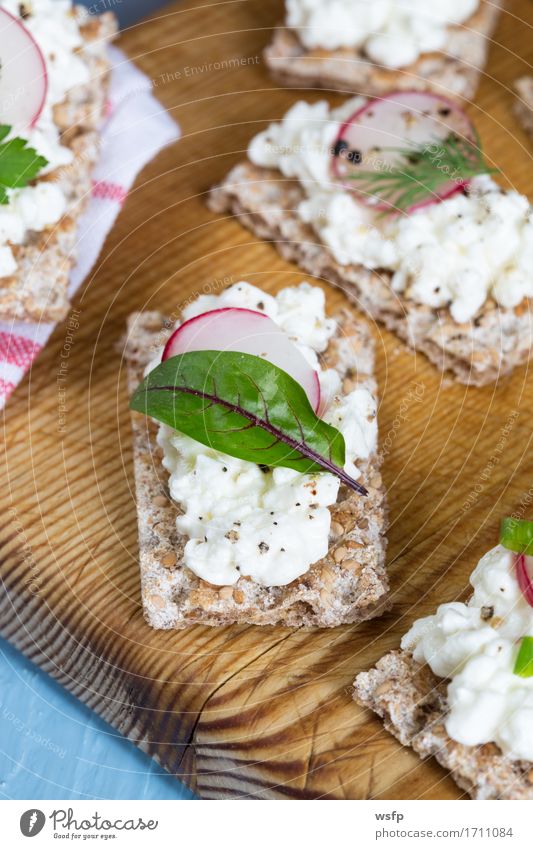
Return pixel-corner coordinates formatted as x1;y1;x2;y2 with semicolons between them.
20;809;46;837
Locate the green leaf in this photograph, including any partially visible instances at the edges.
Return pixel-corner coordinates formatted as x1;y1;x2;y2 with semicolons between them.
347;133;497;214
500;517;533;555
0;124;48;205
513;637;533;678
130;350;367;495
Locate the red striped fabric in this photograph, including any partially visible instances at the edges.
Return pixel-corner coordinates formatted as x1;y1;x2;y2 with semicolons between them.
0;49;180;412
0;378;15;399
91;179;128;206
0;332;43;368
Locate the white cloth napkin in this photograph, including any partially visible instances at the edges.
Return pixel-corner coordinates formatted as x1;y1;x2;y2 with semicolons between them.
0;46;180;409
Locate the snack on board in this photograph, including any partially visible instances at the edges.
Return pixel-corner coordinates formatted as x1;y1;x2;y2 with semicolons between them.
209;90;533;385
514;77;533;138
0;1;117;323
264;0;503;100
353;519;533;800
125;281;388;628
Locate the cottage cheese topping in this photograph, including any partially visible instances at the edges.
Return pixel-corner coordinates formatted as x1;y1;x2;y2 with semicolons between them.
402;545;533;761
286;0;479;67
0;0;91;276
156;281;377;587
249;99;533;323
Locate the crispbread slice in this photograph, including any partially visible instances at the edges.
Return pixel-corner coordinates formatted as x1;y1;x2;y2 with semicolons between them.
0;10;117;323
125;304;389;629
0;131;100;322
54;10;116;138
353;649;533;800
514;77;533;138
208;162;533;386
264;1;502;100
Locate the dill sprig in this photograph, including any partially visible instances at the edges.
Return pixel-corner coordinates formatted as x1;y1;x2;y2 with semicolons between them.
346;133;497;213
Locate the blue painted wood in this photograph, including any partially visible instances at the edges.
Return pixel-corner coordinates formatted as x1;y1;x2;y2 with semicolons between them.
0;640;196;800
78;0;171;28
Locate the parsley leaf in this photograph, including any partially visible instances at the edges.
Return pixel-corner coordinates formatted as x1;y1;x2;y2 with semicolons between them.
0;124;48;205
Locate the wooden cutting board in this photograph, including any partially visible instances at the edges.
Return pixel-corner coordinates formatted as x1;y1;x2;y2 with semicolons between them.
1;0;533;800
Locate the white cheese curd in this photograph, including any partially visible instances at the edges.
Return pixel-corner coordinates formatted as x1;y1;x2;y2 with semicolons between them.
0;0;91;275
182;279;337;370
248;97;366;189
157;281;377;587
286;0;478;67
249;100;533;324
159;429;340;587
324;385;377;478
0;245;17;276
402;545;533;761
12;181;68;232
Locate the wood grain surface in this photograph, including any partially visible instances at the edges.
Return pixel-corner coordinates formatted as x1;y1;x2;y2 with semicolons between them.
1;0;533;800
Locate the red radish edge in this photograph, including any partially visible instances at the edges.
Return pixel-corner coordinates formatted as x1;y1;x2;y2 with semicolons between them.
515;553;533;607
29;50;48;129
162;307;322;414
335;90;473;151
161;307;265;361
332;90;477;214
0;7;48;128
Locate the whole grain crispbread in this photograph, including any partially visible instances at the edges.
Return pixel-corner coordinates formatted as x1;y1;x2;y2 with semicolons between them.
125;304;389;629
514;77;533;138
208;162;533;385
264;1;503;100
54;10;116;138
353;649;533;800
0;9;117;323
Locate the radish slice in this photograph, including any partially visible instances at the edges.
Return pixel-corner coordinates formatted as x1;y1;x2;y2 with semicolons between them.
0;8;48;130
331;90;477;213
163;307;321;413
515;553;533;607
